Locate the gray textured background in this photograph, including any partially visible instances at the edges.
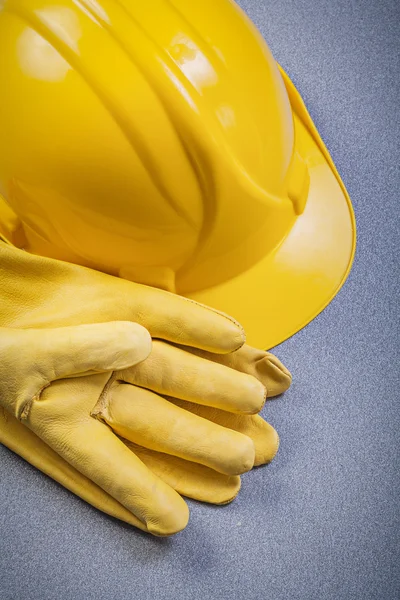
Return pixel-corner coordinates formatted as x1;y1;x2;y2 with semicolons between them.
1;0;399;599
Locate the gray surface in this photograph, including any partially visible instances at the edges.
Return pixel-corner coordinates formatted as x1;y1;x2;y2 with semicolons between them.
1;0;399;599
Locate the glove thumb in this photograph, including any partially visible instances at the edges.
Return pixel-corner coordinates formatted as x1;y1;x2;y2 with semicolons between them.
0;322;152;419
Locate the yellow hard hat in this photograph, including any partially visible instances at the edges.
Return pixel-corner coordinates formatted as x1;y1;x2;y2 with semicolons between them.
0;0;355;348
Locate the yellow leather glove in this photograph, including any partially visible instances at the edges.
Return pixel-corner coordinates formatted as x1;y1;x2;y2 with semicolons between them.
0;240;291;534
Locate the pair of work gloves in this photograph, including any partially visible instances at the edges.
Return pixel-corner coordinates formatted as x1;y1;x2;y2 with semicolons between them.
0;237;291;536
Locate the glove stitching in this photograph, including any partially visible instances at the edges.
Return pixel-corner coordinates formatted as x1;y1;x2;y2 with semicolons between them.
264;354;293;380
178;296;246;352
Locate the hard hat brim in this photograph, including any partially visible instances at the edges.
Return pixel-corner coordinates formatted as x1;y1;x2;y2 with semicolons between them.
187;67;356;350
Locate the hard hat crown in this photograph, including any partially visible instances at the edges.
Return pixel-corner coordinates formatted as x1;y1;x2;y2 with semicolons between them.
0;0;308;292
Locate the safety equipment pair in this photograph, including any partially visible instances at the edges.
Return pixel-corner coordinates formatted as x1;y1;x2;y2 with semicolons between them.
0;0;355;535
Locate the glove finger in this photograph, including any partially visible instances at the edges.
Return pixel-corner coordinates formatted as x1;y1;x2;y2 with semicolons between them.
27;375;189;536
129;285;245;354
98;382;255;476
118;340;266;414
35;322;152;377
0;407;146;530
182;343;292;397
128;441;241;505
170;399;280;466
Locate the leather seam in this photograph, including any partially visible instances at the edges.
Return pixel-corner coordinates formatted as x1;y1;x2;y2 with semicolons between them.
19;382;51;422
90;371;118;424
177;296;246;352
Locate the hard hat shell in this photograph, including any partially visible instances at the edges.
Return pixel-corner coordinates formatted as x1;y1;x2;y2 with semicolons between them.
0;0;355;348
